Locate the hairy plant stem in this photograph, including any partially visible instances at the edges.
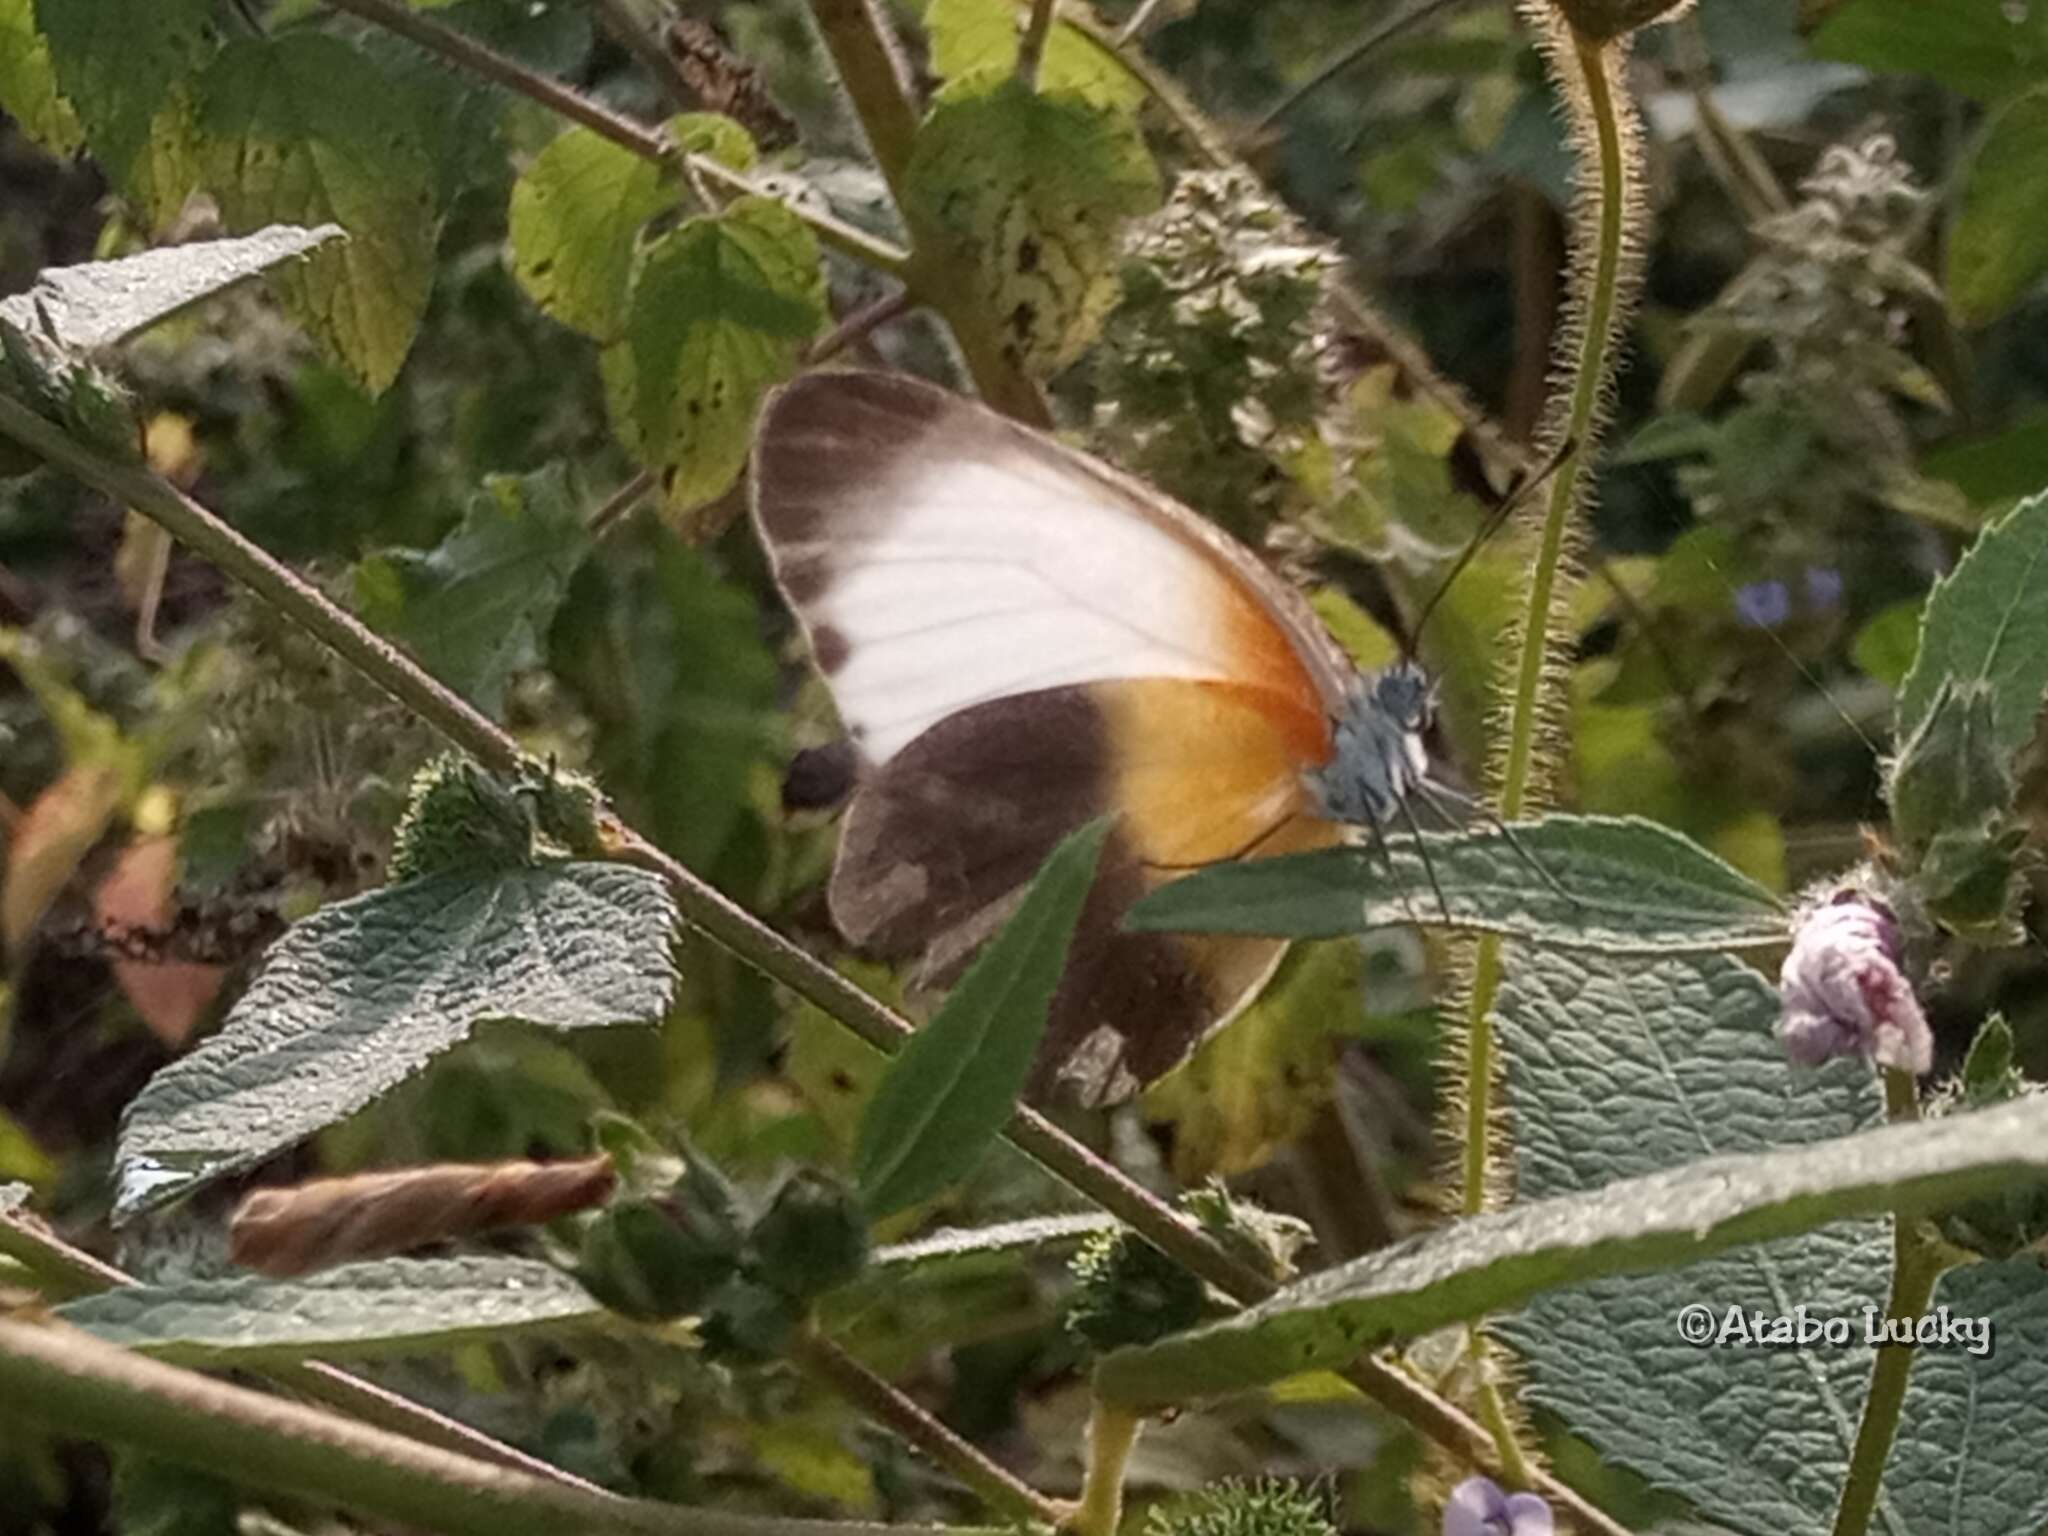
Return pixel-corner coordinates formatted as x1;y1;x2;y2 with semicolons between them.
1447;20;1641;1487
792;1327;1065;1527
1830;1070;1938;1536
1069;1401;1140;1536
0;394;1632;1536
0;1201;610;1495
1459;24;1637;1217
0;1316;1012;1536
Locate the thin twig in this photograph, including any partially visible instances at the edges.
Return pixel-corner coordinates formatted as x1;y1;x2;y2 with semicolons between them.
0;1316;1016;1536
1253;0;1481;131
586;470;654;538
591;0;698;115
805;289;915;364
0;1200;611;1495
792;1328;1065;1526
1017;0;1058;90
1113;0;1171;47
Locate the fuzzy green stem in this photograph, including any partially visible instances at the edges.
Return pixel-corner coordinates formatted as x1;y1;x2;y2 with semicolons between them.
1459;24;1636;1217
1067;1401;1140;1536
0;1316;1009;1536
792;1327;1065;1526
1830;1069;1935;1536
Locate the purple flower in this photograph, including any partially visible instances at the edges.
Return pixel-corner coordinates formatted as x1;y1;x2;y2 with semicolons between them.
1778;891;1931;1075
1443;1477;1552;1536
1734;579;1791;629
1804;565;1844;610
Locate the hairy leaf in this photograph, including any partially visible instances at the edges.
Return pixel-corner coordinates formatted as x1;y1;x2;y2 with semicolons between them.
1897;488;2048;765
1497;947;2048;1536
509;126;675;343
855;821;1109;1219
196;34;440;393
1092;1081;2048;1408
620;195;825;518
903;72;1159;374
1125;815;1784;951
113;863;678;1219
0;226;345;352
0;0;81;156
1950;88;2048;327
354;466;593;717
33;0;210;187
60;1257;606;1363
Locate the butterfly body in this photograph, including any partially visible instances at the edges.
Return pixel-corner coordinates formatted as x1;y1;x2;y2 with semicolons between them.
1309;662;1437;829
751;370;1442;1105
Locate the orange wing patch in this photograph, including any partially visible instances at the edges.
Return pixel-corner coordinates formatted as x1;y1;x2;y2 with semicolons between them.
1095;678;1339;870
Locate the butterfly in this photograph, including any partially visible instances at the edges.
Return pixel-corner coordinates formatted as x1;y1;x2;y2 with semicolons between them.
750;370;1492;1107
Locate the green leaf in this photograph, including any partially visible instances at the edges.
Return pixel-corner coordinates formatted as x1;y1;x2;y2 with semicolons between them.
33;0;211;187
549;532;781;875
1889;679;2014;848
854;820;1109;1219
620;195;825;518
1897;488;2048;766
1950;88;2048;327
195;34;440;394
903;72;1160;375
354;466;593;717
0;0;81;156
113;863;679;1220
1124;815;1784;951
0;226;345;352
509;126;676;343
1851;597;1923;690
1093;1050;2048;1410
924;0;1141;110
59;1257;607;1364
1813;0;2048;103
1495;948;2048;1536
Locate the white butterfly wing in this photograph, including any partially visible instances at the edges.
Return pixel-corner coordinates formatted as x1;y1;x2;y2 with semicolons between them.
749;371;1345;765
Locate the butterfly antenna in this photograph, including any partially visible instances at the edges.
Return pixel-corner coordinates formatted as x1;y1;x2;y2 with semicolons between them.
1706;558;1882;759
1404;434;1579;659
1413;777;1579;908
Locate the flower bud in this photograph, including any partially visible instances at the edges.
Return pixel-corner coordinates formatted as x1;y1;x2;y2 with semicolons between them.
1778;891;1931;1075
1442;1477;1552;1536
1544;0;1694;42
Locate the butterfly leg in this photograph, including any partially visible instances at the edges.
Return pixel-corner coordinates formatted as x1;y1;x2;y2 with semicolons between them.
1355;791;1425;930
1384;759;1451;925
1413;779;1578;908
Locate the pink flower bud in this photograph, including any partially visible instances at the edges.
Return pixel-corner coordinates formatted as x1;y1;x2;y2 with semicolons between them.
1778;892;1931;1075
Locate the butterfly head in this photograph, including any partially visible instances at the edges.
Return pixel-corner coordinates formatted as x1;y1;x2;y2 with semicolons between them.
1308;660;1436;827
